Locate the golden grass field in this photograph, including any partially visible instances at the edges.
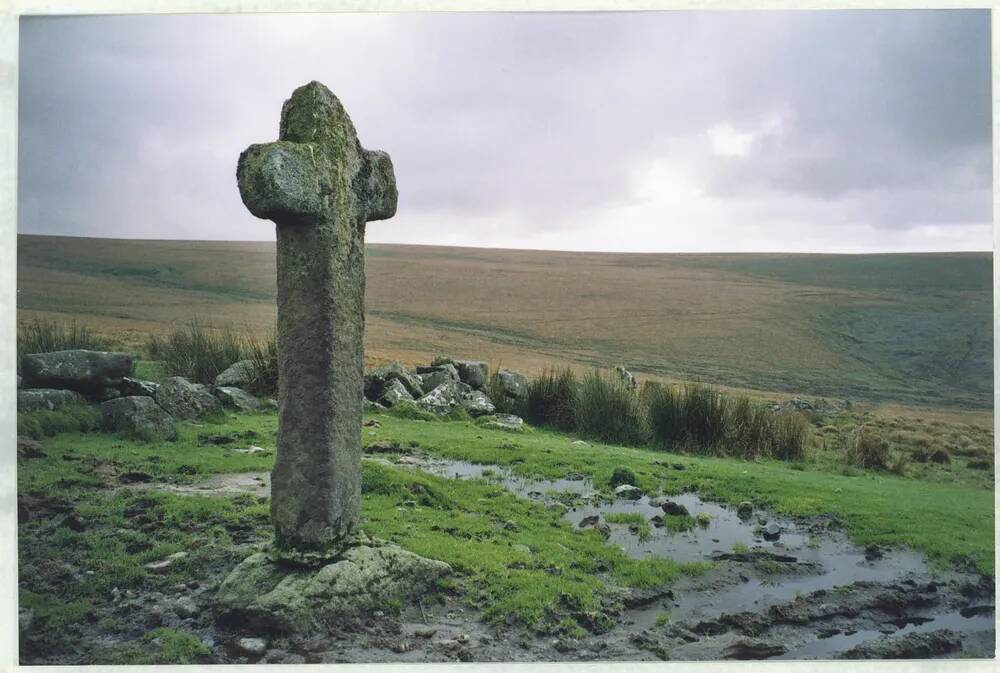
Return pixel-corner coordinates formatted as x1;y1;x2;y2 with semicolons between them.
17;234;992;418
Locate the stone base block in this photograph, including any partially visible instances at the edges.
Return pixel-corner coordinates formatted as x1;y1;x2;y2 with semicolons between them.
215;539;451;634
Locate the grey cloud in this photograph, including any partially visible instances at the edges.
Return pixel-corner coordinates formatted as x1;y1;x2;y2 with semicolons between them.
17;10;992;249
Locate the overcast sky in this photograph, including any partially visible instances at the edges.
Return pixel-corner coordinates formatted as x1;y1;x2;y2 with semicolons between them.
18;10;992;253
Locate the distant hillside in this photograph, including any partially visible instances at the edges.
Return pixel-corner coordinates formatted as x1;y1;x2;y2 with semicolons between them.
16;234;993;409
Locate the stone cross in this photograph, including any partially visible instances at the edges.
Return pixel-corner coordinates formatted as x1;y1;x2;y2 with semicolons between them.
237;81;397;561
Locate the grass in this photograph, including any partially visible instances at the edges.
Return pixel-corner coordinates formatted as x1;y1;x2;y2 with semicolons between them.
17;317;116;369
523;367;578;431
16;402;995;662
17;403;101;440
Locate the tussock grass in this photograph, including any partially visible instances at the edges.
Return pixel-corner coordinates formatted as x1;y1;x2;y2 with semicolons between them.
17;318;114;365
575;371;649;446
842;425;891;470
523;367;578;432
146;321;276;394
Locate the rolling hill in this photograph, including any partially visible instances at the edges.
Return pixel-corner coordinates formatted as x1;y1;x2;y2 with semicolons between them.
16;234;993;409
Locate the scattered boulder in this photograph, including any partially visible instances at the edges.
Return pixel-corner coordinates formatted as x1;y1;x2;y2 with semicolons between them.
723;639;787;660
417;364;460;393
460;389;495;417
578;515;600;528
480;414;525;432
101;396;178;441
17;388;86;412
20;349;132;394
453;360;488;390
155;376;221;420
215;360;255;387
415;380;468;415
614;484;643;500
367;361;423;399
215;543;451;634
496;369;528;401
214;386;262;413
119;377;159;397
379;378;413;408
661;501;689;516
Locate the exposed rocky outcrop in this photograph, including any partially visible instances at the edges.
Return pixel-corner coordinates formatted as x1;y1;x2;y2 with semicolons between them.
214;386;262;413
101;395;178;441
20;349;132;395
215;360;256;388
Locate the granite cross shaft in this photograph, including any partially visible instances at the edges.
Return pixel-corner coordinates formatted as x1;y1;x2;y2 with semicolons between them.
237;81;397;562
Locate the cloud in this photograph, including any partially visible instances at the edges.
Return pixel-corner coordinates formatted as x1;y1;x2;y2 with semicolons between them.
17;10;992;252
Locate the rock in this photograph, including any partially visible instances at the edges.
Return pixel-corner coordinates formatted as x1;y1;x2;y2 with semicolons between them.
237;637;268;657
213;386;262;412
723;639;787;659
378;378;413;407
119;377;159;397
145;551;188;573
761;522;781;541
417;364;460;393
647;497;664;508
17;437;46;460
661;501;689;516
650;515;665;528
101;396;178;441
367;361;423;399
20;349;132;394
16;388;86;412
215;544;451;634
363;398;384;412
614;484;643;500
496;369;528;401
452;360;488;389
460;389;495;417
737;501;754;519
98;387;122;401
578;515;600;528
839;629;962;659
155;376;220;420
174;596;200;619
415;380;468;414
615;365;637;390
594;522;611;538
864;544;884;561
215;360;255;387
481;414;525;431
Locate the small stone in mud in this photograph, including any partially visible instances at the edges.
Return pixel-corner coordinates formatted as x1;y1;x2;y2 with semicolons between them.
865;544;884;561
762;522;781;541
650;515;665;528
237;637;268;657
661;501;689;516
737;501;754;519
579;515;600;527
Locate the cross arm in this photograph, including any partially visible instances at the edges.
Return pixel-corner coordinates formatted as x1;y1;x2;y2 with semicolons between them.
237;141;324;223
363;149;398;222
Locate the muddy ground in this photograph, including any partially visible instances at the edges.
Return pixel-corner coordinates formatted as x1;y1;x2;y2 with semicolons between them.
19;450;996;663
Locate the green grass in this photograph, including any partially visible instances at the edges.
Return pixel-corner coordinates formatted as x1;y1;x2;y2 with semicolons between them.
17;317;115;365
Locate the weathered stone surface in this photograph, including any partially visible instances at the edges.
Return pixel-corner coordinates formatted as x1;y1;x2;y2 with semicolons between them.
736;501;754;519
415;380;470;415
20;349;132;394
17;388;86;412
367;361;423;399
119;377;159;397
101;396;177;441
155;377;220;420
215;544;450;633
497;369;529;401
761;522;781;541
615;365;637;390
215;360;256;387
661;501;689;516
379;378;413;407
237;81;397;558
481;414;525;432
614;484;643;500
417;364;460;393
237;637;268;657
452;360;488;389
460;389;495;417
214;386;262;413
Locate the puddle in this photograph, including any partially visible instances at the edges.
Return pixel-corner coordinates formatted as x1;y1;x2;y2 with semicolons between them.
775;608;997;660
